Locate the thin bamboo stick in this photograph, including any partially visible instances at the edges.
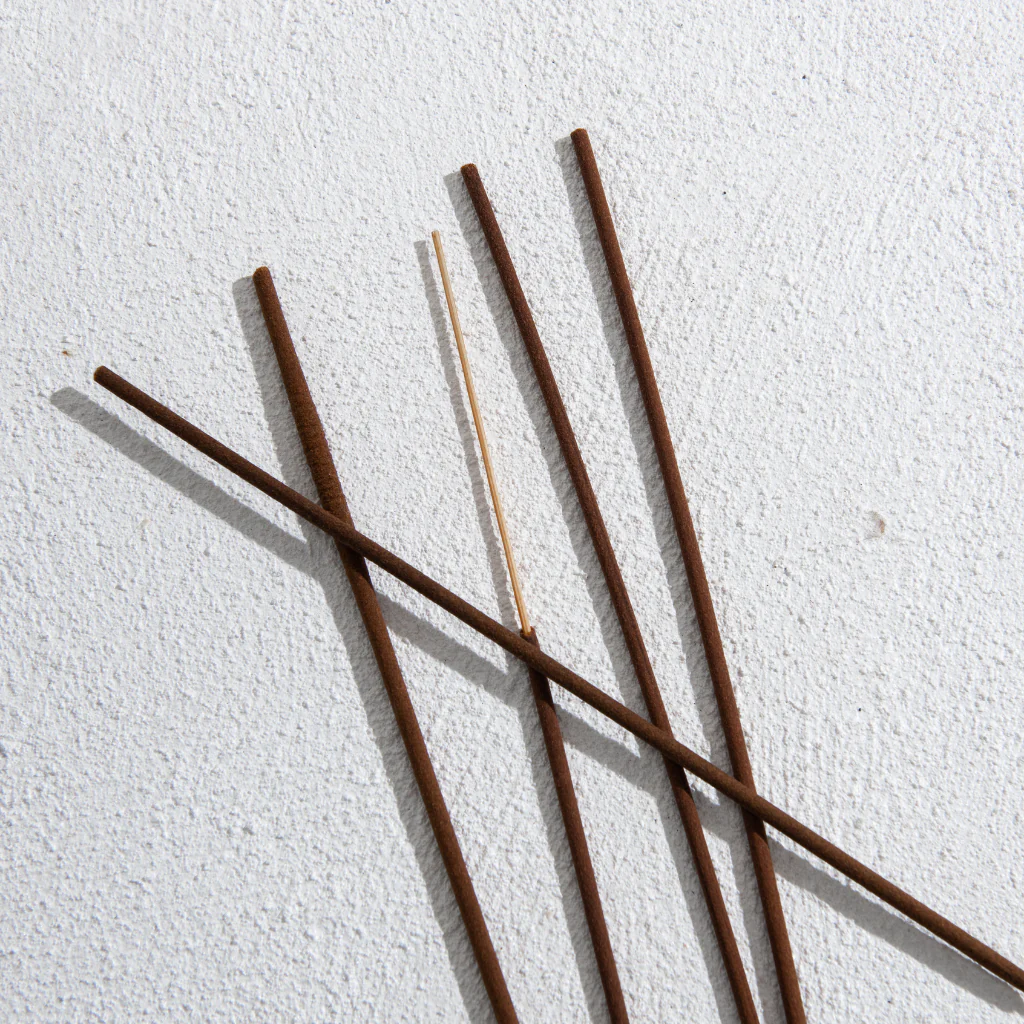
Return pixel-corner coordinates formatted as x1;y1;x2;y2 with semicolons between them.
431;232;530;634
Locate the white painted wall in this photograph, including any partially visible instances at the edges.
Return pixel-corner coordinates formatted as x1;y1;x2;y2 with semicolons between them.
2;2;1022;1020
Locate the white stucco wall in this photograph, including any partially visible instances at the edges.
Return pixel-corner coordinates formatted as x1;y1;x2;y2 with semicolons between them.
2;2;1023;1020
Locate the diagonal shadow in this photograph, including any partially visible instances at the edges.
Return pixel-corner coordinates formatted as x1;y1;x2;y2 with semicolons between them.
49;388;311;576
380;591;654;801
553;135;1024;1018
53;375;493;1023
416;238;615;1022
689;792;1022;1013
443;165;751;1024
230;273;497;1024
53;372;1023;1013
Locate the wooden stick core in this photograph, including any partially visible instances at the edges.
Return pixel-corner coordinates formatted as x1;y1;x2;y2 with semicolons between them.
432;230;531;634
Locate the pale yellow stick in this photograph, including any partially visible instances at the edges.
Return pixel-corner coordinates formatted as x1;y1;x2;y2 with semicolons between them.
432;230;532;635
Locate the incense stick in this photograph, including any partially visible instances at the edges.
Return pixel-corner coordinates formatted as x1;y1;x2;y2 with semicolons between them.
92;365;1024;994
431;232;629;1022
569;127;805;1022
459;163;761;1024
250;267;519;1024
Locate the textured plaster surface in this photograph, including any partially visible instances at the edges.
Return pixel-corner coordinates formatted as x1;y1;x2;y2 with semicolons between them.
2;2;1024;1021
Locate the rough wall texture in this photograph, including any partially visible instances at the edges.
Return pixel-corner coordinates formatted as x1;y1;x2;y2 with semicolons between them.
2;2;1023;1021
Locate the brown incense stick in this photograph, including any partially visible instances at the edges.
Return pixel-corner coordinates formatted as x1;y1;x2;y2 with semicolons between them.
249;268;518;1024
93;365;1024;995
459;163;761;1024
432;231;629;1022
569;128;806;1023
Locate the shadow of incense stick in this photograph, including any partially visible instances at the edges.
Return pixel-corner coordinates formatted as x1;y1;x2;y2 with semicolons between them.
51;382;499;1024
